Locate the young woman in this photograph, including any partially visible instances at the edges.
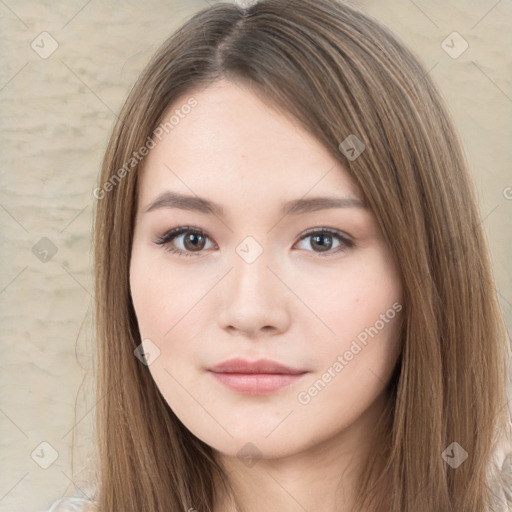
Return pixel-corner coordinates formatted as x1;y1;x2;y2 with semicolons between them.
41;0;512;510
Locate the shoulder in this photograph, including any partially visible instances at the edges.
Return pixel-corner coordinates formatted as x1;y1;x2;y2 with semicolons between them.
499;452;512;506
37;496;98;512
489;437;512;511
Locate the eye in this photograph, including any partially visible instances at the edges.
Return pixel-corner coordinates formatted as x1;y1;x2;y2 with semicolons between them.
154;226;354;258
154;226;216;257
294;228;354;257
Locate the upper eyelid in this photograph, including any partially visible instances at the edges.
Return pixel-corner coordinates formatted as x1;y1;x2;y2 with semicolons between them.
156;226;353;246
157;226;214;243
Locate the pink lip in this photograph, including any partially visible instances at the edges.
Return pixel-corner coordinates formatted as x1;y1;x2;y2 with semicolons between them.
207;358;308;395
208;357;305;374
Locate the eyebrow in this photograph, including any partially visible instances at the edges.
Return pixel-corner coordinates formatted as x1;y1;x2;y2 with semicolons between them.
142;191;367;218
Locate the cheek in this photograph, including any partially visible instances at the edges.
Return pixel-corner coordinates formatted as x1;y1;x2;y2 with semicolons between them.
329;279;402;347
129;258;164;338
297;252;402;348
296;248;403;401
129;247;216;383
293;266;402;433
129;246;197;338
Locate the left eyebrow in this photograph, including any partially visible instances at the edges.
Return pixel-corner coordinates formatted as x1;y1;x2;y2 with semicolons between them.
280;196;367;216
141;191;367;218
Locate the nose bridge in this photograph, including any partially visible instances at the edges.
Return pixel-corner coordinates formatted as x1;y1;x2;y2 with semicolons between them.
230;237;275;299
218;236;290;334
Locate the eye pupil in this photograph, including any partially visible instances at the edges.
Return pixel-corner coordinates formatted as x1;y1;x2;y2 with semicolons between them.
184;233;205;251
311;234;332;252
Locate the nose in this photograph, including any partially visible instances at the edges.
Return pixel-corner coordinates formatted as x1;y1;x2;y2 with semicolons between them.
217;247;291;338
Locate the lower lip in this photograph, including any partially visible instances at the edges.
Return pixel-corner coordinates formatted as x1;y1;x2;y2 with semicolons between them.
208;371;307;395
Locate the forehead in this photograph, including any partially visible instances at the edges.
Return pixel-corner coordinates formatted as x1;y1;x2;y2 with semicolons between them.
137;79;364;214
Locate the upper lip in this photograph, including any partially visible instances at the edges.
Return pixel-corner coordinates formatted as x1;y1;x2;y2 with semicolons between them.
208;358;306;375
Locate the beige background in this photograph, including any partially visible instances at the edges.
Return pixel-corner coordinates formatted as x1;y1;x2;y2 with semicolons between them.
0;1;510;511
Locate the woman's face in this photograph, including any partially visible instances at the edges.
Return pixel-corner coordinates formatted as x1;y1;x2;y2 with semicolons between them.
129;79;403;461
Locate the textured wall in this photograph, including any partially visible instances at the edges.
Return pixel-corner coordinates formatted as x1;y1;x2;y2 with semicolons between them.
0;1;510;511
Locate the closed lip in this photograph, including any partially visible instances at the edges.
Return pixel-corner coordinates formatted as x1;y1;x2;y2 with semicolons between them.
207;358;306;375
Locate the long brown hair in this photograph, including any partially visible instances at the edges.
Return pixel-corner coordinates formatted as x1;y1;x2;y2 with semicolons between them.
92;0;512;510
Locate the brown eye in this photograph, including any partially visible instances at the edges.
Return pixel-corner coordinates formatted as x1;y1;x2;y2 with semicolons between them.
295;228;354;257
155;226;215;257
310;233;334;252
182;232;207;251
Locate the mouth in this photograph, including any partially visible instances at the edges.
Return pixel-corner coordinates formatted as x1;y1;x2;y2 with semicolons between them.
206;358;308;395
208;372;308;394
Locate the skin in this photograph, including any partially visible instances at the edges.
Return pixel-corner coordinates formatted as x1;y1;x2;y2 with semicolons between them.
129;79;403;512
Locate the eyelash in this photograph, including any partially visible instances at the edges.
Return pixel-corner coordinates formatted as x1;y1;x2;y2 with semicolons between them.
154;225;355;258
